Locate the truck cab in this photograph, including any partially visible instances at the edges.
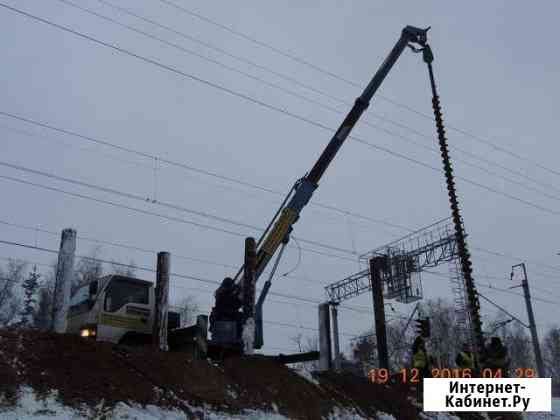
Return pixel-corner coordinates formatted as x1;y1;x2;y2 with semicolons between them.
67;275;164;344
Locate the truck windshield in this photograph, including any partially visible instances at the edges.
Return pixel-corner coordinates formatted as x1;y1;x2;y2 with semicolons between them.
69;285;91;315
104;278;149;312
70;285;89;307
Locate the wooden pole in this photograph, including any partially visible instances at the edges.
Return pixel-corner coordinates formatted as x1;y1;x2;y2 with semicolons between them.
153;252;170;351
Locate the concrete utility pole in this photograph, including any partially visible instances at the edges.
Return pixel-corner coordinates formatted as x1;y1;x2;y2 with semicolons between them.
370;256;389;370
331;303;341;370
153;252;170;351
242;237;257;321
51;228;76;333
242;237;257;354
512;263;545;377
318;302;332;371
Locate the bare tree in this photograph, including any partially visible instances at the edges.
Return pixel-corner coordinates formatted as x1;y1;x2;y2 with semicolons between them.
174;295;200;327
351;298;468;375
289;333;319;372
542;326;559;394
33;261;56;330
290;332;304;352
351;334;377;375
19;265;40;327
422;298;459;368
72;247;104;295
503;321;534;373
0;259;27;326
110;259;137;277
350;318;414;375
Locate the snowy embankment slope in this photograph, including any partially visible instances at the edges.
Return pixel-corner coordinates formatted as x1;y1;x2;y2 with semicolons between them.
3;387;558;419
523;398;560;419
1;386;371;420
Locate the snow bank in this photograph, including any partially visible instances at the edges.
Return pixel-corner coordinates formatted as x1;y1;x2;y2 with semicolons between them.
291;367;320;386
0;387;291;420
325;406;370;420
0;386;92;420
1;386;420;420
523;397;560;419
376;413;397;420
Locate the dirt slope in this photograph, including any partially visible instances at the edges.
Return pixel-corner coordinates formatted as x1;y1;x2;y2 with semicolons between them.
0;328;488;420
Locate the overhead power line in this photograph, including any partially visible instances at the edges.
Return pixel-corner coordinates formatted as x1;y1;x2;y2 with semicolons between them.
155;0;560;179
472;246;560;277
0;173;356;264
476;292;529;329
0;238;335;308
0;233;373;316
52;0;560;207
4;4;560;296
425;270;560;306
0;251;368;320
0;257;361;336
80;0;560;201
4;113;560;280
0;159;356;257
0;111;410;233
3;3;560;218
0;218;329;288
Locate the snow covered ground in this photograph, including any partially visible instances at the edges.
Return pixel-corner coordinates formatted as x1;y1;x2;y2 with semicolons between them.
2;387;557;419
523;398;560;419
0;387;370;419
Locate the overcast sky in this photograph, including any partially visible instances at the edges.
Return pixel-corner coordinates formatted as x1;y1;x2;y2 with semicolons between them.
1;0;559;355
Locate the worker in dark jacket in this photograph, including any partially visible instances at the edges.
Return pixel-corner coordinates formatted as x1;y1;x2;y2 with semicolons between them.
481;337;510;377
210;277;243;337
215;278;242;316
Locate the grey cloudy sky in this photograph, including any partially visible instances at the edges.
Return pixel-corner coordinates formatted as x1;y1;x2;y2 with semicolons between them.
1;0;559;354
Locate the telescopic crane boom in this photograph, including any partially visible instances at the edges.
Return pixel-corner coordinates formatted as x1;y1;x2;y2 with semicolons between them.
252;26;429;281
212;26;431;349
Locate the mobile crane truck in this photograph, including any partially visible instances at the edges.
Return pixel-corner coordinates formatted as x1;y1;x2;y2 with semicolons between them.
68;25;485;361
209;26;436;353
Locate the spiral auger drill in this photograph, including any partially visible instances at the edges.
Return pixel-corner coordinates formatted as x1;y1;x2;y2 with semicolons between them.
419;44;485;355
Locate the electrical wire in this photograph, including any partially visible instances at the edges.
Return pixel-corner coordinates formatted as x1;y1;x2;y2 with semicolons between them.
0;110;412;233
476;292;529;328
58;0;560;202
155;0;560;179
5;4;560;285
0;238;375;317
2;5;556;324
4;111;560;281
0;159;356;257
2;4;560;218
0;218;379;318
0;173;357;264
58;0;560;201
425;270;560;306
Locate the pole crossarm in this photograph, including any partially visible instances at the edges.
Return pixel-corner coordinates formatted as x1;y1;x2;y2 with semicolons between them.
325;218;459;304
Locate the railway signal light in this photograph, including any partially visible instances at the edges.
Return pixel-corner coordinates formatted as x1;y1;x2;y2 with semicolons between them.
415;317;431;338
